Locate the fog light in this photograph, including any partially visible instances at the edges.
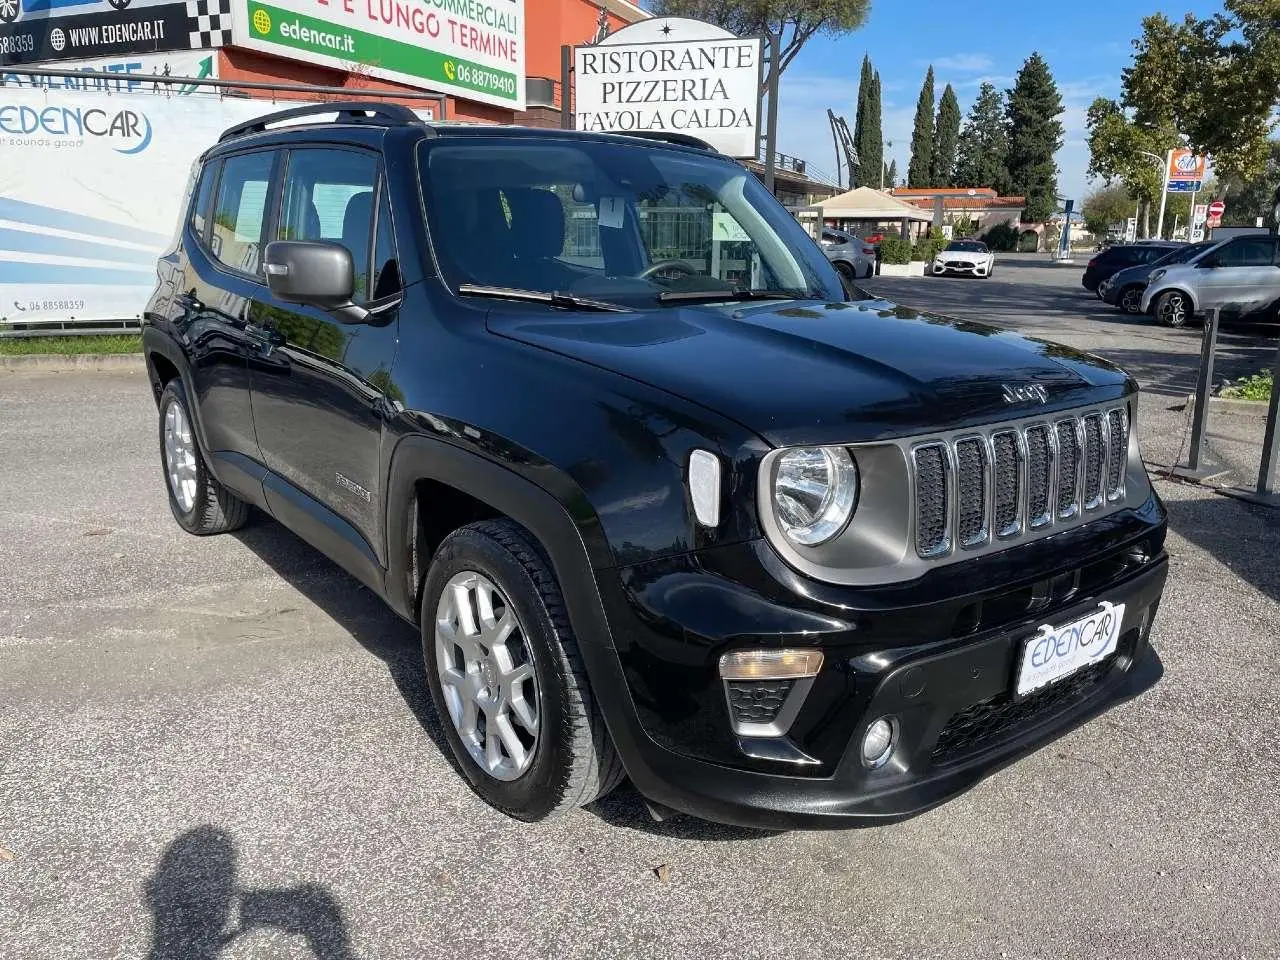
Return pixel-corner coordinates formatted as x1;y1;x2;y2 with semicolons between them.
719;648;823;680
861;717;897;769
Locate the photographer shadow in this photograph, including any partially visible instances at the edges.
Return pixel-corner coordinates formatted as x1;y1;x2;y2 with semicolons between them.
144;826;353;960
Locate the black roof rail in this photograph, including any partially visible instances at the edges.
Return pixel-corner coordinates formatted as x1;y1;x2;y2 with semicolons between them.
612;130;718;153
218;101;432;143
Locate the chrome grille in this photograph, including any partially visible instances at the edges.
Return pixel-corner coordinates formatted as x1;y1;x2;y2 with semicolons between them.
991;431;1021;537
1106;409;1128;499
912;444;950;557
912;405;1130;560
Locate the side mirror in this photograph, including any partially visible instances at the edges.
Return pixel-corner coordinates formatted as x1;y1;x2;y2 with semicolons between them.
263;241;367;323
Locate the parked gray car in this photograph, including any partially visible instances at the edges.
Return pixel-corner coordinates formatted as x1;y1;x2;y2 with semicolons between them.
1140;235;1280;327
819;228;876;280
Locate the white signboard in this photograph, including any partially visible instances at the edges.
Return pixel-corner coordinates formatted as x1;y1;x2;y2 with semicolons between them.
573;17;762;158
1;51;218;95
1124;217;1138;243
0;86;386;324
231;0;525;110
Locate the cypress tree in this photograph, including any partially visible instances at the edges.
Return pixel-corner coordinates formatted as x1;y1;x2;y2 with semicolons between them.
954;82;1010;191
885;157;898;188
932;83;961;187
850;55;871;188
1005;52;1065;222
856;68;883;187
907;66;936;187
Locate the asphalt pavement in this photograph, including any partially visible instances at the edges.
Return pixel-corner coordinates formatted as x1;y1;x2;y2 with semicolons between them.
2;260;1279;959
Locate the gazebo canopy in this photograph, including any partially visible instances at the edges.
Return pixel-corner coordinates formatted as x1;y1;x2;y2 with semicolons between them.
815;187;933;222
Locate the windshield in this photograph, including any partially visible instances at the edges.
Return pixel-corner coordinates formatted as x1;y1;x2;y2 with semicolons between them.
945;241;987;252
1157;241;1215;266
417;138;844;307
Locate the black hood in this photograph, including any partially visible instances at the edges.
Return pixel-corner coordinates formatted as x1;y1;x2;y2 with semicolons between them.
487;297;1132;447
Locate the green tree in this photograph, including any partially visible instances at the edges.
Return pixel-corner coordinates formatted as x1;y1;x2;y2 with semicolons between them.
1005;53;1064;222
651;0;872;89
1217;140;1280;226
1081;184;1135;236
931;83;961;187
885;157;898;188
851;54;871;188
954;82;1009;191
907;66;935;187
1122;6;1279;185
855;65;883;187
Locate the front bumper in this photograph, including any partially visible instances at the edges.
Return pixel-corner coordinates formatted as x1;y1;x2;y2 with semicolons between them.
932;261;989;276
591;500;1168;829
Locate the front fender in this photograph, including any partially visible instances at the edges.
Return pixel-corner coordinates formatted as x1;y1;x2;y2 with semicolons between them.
382;435;613;624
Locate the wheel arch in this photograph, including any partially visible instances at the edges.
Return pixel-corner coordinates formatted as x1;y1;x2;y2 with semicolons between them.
382;435;614;631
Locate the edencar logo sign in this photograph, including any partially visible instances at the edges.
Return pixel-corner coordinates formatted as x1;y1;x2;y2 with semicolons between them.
0;101;152;152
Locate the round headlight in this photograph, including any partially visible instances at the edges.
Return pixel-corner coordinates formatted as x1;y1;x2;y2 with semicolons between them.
773;446;859;546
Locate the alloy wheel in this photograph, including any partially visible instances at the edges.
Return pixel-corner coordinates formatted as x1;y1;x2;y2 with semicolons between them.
1120;287;1142;313
434;571;540;781
1158;292;1188;327
163;400;198;513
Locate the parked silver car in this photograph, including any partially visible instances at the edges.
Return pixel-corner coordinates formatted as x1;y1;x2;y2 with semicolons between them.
1141;235;1280;327
819;228;876;280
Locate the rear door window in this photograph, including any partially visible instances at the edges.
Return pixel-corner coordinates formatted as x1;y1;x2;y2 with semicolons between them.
1217;237;1277;267
210;151;278;277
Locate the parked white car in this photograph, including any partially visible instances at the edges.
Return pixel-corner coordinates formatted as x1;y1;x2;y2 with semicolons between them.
1140;235;1280;327
931;240;995;278
819;228;877;280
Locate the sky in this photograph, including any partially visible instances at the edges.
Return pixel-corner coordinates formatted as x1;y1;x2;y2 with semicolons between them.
774;0;1228;201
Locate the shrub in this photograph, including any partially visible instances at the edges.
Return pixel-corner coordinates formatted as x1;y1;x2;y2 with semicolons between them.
981;222;1019;251
1018;229;1040;252
879;236;912;264
912;238;937;262
1221;371;1273;401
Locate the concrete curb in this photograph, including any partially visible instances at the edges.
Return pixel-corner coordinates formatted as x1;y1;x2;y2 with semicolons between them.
1184;393;1271;419
0;353;145;373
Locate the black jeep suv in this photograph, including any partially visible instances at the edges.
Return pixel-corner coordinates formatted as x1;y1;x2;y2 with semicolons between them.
143;103;1168;829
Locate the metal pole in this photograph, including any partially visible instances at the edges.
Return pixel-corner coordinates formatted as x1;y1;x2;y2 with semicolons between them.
1187;307;1220;471
1256;343;1280;495
0;66;448;109
1155;148;1172;239
763;30;780;197
560;45;574;129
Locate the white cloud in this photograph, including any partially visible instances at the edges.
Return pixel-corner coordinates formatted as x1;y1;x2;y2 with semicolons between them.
930;53;994;72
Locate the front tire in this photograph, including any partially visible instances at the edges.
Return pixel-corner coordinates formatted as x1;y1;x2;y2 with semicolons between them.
422;519;623;821
158;379;249;535
1119;285;1143;314
1155;290;1191;327
833;260;855;283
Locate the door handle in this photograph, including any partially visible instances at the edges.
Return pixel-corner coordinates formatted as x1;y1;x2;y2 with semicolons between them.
175;292;203;312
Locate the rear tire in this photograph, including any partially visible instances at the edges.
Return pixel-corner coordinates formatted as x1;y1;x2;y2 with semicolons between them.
158;379;249;536
833;260;855;282
1155;290;1191;327
422;519;624;821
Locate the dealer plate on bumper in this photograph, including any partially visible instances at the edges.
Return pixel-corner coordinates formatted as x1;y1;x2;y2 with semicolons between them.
1016;601;1125;697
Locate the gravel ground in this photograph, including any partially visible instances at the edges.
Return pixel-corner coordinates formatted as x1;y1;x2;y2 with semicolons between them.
2;268;1279;958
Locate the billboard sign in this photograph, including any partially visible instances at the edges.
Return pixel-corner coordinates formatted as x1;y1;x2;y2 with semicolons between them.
1;48;216;92
0;87;422;324
231;0;524;110
573;17;763;158
0;0;230;66
1166;148;1205;193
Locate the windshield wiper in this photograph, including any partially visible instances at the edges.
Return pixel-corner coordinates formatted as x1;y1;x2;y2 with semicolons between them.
458;284;631;313
656;288;810;305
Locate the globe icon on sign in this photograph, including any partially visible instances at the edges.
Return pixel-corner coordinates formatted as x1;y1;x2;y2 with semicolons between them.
252;8;271;34
50;27;66;51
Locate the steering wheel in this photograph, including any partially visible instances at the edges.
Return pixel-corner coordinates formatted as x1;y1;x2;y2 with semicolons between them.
638;260;700;282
